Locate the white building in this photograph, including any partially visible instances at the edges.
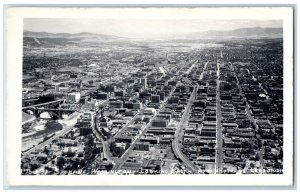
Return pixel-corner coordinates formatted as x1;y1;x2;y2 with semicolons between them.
67;92;81;103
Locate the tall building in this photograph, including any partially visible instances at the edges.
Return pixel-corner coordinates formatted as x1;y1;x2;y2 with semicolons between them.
115;90;124;97
133;102;142;110
97;92;109;100
106;85;116;93
67;92;81;103
85;96;89;104
151;95;160;103
159;92;165;101
141;78;147;89
77;112;94;136
152;119;168;128
55;85;59;92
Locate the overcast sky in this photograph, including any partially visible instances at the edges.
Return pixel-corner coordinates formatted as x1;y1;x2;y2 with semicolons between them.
24;18;282;38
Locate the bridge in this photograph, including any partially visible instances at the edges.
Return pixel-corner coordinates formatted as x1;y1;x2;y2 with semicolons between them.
22;99;65;109
22;97;40;107
22;99;76;119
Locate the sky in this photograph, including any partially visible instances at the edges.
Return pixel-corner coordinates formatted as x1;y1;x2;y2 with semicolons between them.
24;18;282;38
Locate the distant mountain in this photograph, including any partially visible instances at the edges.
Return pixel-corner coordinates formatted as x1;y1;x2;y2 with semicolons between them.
178;27;283;39
23;27;283;46
24;31;55;37
23;31;125;41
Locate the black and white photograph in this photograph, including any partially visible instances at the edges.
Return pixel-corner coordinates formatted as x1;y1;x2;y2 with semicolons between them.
4;6;294;187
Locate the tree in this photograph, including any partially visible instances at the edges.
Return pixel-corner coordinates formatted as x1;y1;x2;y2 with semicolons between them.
106;163;113;171
29;160;40;171
66;147;75;157
45;120;62;131
85;135;94;146
155;165;161;173
56;157;65;169
278;148;283;159
84;146;94;161
43;146;50;155
255;153;260;161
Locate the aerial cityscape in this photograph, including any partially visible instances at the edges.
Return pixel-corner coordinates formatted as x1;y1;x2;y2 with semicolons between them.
21;19;284;175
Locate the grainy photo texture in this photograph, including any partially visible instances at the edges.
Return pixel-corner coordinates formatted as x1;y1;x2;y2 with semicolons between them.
21;17;284;176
